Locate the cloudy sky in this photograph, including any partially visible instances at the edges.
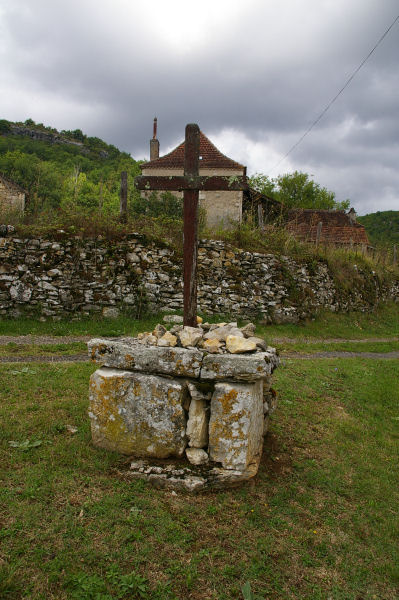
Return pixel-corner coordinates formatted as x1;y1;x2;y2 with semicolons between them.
0;0;398;214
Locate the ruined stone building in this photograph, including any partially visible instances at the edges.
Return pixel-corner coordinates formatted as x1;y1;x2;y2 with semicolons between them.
140;119;246;228
0;174;26;212
286;208;371;248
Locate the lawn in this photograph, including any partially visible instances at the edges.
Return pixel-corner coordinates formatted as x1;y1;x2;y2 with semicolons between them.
1;356;398;599
0;302;398;342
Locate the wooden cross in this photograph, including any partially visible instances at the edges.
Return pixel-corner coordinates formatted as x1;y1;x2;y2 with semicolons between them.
135;123;248;327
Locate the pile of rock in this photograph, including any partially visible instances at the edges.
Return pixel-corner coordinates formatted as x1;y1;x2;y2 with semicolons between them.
88;318;279;491
137;317;272;356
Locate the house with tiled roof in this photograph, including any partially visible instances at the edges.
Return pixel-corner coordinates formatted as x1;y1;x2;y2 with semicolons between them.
140;119;246;228
0;174;26;212
286;208;371;248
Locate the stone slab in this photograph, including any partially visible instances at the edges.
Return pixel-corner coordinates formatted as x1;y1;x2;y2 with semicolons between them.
88;338;202;378
208;380;264;471
89;367;187;457
200;351;278;381
129;460;260;492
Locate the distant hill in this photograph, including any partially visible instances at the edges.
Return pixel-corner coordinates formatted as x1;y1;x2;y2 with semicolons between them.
358;211;399;247
0;118;141;213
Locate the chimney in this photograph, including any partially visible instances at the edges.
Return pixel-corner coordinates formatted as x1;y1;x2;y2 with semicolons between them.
348;207;357;225
150;117;159;160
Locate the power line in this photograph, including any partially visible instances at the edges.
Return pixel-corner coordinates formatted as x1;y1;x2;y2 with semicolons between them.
269;13;399;174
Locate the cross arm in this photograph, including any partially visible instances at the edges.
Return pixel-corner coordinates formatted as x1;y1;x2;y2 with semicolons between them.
135;175;248;192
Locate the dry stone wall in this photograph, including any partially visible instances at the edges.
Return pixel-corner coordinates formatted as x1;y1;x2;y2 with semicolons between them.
0;227;397;321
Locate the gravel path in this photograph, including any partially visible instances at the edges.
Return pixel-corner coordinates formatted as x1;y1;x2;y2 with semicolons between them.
0;350;398;364
0;335;397;363
0;335;92;345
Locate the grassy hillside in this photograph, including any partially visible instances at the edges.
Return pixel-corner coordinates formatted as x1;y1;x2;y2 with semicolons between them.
0;118;142;214
358;211;399;246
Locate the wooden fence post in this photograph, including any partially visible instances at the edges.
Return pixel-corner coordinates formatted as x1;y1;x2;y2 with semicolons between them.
120;171;127;223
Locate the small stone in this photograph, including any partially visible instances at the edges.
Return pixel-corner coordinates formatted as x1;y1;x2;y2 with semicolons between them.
153;324;167;338
163;314;184;324
157;331;177;347
178;326;203;348
209;322;226;331
102;306;120;319
138;333;158;345
201;322;211;331
202;338;222;353
66;425;78;434
246;336;267;350
226;335;257;354
185;448;209;465
186;395;208;448
240;322;256;338
169;324;183;335
204;324;243;342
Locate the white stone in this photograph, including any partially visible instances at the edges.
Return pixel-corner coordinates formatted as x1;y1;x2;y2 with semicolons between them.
208;380;264;471
102;306;120;319
178;326;203;348
163;314;184;324
246;336;267;350
204;324;243;342
186;397;208;448
157;331;177;347
185;448;209;465
225;335;257;354
202;338;222;353
240;322;256;337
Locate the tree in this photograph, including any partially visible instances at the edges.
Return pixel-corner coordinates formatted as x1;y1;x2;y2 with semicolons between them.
249;170;350;211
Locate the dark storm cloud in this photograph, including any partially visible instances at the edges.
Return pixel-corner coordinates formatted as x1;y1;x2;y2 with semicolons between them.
0;0;398;212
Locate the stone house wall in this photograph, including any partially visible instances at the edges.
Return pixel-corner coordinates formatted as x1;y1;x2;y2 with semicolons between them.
0;180;25;212
141;167;244;228
0;230;397;320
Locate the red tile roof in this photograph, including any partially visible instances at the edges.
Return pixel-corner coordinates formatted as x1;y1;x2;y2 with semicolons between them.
287;209;370;246
141;131;245;170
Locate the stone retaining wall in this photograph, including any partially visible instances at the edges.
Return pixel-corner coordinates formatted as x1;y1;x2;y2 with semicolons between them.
0;228;397;321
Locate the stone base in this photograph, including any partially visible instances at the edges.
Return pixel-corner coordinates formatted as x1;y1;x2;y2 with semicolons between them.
128;459;260;493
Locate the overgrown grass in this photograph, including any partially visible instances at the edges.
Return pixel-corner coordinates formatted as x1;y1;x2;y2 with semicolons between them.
1;358;398;599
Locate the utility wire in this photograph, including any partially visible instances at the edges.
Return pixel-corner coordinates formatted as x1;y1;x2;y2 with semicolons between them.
269;13;399;174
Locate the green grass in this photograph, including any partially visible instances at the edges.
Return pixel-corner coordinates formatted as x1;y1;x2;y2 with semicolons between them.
1;358;398;599
0;303;398;342
276;340;399;354
0;341;87;357
260;302;399;342
0;315;163;338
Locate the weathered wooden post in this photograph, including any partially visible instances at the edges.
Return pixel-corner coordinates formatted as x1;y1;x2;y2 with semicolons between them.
316;221;322;248
135;123;248;327
257;204;264;229
120;171;128;223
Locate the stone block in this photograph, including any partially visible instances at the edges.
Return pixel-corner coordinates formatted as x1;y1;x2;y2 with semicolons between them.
89;367;187;457
88;338;202;378
201;351;278;381
208;380;264;471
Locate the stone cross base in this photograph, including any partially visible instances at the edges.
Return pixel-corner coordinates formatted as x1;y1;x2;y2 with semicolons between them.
88;338;279;491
